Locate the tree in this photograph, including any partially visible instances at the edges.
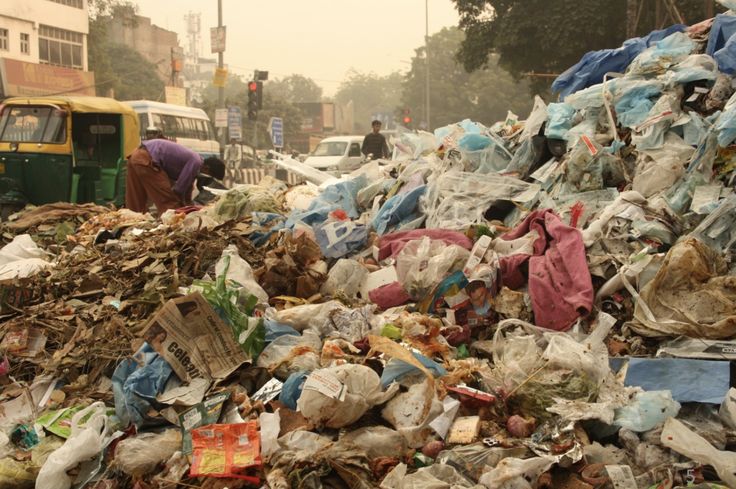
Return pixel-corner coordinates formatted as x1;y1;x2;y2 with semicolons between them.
267;74;323;104
401;27;532;129
335;71;404;134
452;0;723;83
104;44;164;100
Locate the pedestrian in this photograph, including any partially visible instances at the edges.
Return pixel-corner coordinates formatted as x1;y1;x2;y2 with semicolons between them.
224;138;243;169
125;138;225;215
361;120;390;160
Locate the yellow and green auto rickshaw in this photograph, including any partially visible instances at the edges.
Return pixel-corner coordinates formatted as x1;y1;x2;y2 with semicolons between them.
0;96;140;215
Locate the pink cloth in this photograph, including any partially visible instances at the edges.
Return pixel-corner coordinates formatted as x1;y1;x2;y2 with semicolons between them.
368;281;411;309
378;229;473;261
499;209;593;331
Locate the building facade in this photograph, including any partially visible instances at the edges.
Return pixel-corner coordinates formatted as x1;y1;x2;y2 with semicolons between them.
0;0;93;97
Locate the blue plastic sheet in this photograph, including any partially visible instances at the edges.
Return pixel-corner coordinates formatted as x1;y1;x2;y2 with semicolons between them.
628;32;696;74
112;343;173;427
714;104;736;147
707;15;736;74
264;319;300;343
314;221;368;258
458;133;492;151
380;351;448;388
545;103;576;139
286;174;367;228
372;185;426;235
613;390;681;432
279;371;308;410
249;212;285;246
622;358;730;404
552;24;686;99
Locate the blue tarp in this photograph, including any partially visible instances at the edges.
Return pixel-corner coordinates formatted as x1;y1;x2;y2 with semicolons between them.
314;221;368;258
552;24;686;99
707;14;736;74
372;185;427;235
286;175;367;228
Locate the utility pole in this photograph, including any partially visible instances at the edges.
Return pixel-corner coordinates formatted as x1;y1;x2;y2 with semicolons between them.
425;0;431;131
217;0;225;151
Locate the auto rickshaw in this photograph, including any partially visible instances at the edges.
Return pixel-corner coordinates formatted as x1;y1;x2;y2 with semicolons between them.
0;96;140;215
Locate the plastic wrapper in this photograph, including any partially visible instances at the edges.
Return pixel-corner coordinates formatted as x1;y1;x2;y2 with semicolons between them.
256;330;322;380
190;422;261;483
545;102;576;140
719;387;736;429
0;234;52;280
477;456;555;489
382;379;444;448
632;132;693;198
627;31;696;75
436;444;529;483
270;300;348;333
395;237;469;300
215;245;269;305
36;402;110;489
113;430;182;477
212;185;279;221
380;462;481;489
0;436;63;489
340;426;407;459
297;364;398;428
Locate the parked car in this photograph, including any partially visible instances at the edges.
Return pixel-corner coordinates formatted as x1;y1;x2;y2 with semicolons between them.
303;135;364;173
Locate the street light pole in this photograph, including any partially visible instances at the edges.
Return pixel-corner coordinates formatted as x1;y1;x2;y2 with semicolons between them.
217;0;224;109
425;0;430;131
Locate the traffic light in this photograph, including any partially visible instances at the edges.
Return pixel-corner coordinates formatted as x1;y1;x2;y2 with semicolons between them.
247;81;261;121
402;108;412;125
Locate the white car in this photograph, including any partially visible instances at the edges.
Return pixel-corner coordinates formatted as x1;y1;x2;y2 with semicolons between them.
304;136;365;173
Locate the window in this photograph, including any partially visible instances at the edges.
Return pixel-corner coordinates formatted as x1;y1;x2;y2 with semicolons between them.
48;0;84;9
0;106;67;144
38;25;83;69
20;33;29;55
348;143;362;157
0;29;8;51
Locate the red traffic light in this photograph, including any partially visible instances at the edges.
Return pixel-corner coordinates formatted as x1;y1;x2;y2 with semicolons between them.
403;116;412;124
248;81;258;92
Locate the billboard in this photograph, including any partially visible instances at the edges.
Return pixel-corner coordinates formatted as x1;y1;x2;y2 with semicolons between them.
0;58;95;97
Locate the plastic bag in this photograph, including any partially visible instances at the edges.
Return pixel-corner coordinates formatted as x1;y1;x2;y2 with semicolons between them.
545;103;575;139
395;237;470;300
270;300;348;333
660;417;736;488
259;410;281;461
114;430;182;477
478;456;555;489
613;391;681;432
298;364;398;428
314;220;368;258
215;245;269;305
519;96;548;141
381;463;480;489
0;234;52;280
382;379;444;448
436;444;529;483
632;132;693;198
320;259;369;299
340;426;407;459
627;31;696;76
720;388;736;429
256;330;322;380
564;136;605;192
36;402;110;489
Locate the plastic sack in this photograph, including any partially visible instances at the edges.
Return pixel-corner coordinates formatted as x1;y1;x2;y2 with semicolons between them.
614;81;662;128
458;133;491;151
462;140;512;174
297;364;398;428
665;54;719;86
36;402;110;489
382;379;444;448
545;103;575;140
632;132;693;198
519;96;548;141
436;444;529;483
564;136;605;192
613;391;681;432
286;174;367;227
114;430;182;477
216;245;268;305
314;220;368;259
396;237;470;299
271;300;348;332
478;456;555;489
660;417;736;488
320;259;369;299
259;410;281;461
372;185;427;236
256;329;322;380
340;426;407;459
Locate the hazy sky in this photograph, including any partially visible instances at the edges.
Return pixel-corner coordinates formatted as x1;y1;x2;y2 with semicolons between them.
133;0;460;95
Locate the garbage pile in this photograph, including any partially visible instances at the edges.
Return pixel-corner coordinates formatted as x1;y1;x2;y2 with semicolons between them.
4;7;736;489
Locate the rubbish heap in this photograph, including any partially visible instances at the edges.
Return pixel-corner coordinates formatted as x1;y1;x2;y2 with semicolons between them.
4;6;736;489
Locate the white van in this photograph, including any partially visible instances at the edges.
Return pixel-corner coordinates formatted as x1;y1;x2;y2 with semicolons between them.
304;135;364;172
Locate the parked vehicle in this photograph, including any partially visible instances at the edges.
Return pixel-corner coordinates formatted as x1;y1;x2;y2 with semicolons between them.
0;96;140;215
303;135;365;173
123;100;219;159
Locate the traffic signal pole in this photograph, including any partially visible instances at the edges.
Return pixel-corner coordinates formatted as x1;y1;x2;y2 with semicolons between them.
217;0;226;151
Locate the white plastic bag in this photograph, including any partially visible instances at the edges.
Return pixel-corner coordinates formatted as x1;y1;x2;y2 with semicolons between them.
36;402;110;489
719;387;736;429
113;429;182;477
340;426;407;459
0;234;52;280
256;330;322;380
216;245;269;304
660;417;736;488
613;391;681;432
395;237;469;299
382;379;444;448
271;300;348;333
297;364;398;429
478;456;555;489
320;259;369;299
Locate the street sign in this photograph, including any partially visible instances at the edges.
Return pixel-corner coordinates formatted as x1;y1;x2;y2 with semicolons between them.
164;86;186;106
269;117;284;149
212;67;227;88
210;26;226;53
214;108;228;128
228;107;242;141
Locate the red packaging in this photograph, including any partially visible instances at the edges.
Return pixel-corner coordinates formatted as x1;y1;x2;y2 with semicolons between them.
190;422;261;483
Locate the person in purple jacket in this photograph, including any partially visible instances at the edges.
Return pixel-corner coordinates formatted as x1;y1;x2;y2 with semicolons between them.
125;139;224;215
